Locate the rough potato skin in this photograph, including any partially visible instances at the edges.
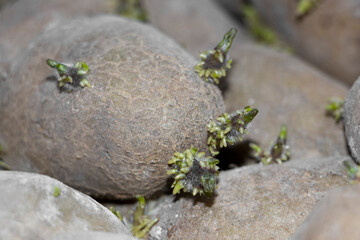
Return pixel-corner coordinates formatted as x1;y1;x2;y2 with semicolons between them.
0;0;118;76
0;16;224;199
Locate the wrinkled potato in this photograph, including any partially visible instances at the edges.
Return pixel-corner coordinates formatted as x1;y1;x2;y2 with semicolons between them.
0;15;224;199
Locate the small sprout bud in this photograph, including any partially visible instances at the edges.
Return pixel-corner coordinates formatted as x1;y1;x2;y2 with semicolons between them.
132;195;159;238
251;125;291;165
0;144;10;170
216;28;237;54
46;59;91;91
207;106;258;156
192;188;200;196
174;152;185;159
207;158;220;165
201;173;216;198
344;160;360;184
175;173;186;180
118;0;148;22
74;61;89;75
241;4;291;51
46;59;58;68
200;160;208;169
296;0;323;19
180;167;190;174
173;181;185;195
243;107;259;124
167;169;178;175
326;97;344;123
196;152;205;158
57;64;68;75
0;160;10;170
185;149;193;161
241;4;277;45
110;197;158;238
53;186;61;197
79;79;91;88
109;206;123;222
194;28;237;85
168;146;219;197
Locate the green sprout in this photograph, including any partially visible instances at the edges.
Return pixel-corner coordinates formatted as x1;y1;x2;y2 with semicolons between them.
109;206;123;222
326;97;344;123
194;28;237;84
118;0;147;22
344;160;360;184
167;147;219;197
131;196;158;239
108;197;157;238
53;186;61;197
250;125;291;165
46;59;91;90
0;161;9;170
296;0;324;19
207;106;258;156
0;144;10;170
241;4;279;45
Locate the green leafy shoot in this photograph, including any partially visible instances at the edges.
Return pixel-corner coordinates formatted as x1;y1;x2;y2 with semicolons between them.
326;97;344;123
167;147;219;197
250;125;291;165
109;206;123;222
194;28;237;84
46;59;91;91
118;0;147;22
241;4;278;45
53;186;61;197
108;197;157;238
131;196;159;238
0;161;10;170
296;0;324;19
207;106;258;156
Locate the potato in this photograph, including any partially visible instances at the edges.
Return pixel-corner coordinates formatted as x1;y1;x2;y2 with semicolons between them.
0;15;224;199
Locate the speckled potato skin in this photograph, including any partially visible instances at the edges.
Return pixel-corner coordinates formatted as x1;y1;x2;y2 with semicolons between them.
0;0;118;77
0;16;224;199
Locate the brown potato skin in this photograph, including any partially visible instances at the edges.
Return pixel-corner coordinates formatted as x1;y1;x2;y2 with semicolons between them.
0;16;224;200
0;0;118;77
